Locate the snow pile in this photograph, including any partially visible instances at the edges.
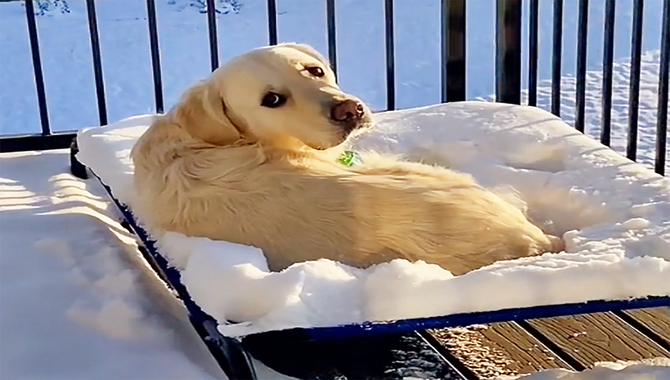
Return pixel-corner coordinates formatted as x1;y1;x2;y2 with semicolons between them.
77;101;670;337
501;358;670;380
0;150;299;380
0;151;220;379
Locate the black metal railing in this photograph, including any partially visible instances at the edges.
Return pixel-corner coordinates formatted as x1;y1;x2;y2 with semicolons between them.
601;0;616;147
527;0;538;106
575;0;589;133
0;0;667;176
496;0;522;105
551;0;563;117
146;0;164;113
441;0;466;103
627;0;645;162
86;0;107;126
25;0;49;136
325;0;336;78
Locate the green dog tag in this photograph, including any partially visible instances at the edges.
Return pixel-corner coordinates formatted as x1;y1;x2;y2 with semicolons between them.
337;150;363;167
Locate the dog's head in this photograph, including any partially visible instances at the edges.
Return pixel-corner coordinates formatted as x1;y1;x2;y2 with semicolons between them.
172;43;373;150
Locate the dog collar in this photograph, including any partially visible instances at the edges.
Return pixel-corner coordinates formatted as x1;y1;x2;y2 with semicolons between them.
337;150;363;167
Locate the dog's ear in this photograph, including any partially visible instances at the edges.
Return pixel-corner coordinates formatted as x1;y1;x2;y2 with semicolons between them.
172;80;241;145
283;43;332;72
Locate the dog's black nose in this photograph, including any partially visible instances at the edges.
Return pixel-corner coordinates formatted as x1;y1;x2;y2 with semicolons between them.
331;100;364;122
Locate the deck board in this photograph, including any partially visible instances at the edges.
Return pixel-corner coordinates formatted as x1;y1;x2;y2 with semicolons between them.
624;307;670;348
525;311;670;368
428;322;570;379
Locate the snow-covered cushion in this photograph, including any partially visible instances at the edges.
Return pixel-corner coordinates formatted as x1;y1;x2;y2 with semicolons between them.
77;101;670;337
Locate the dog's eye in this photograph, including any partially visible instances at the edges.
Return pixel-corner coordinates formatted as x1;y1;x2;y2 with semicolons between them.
306;66;325;77
261;92;287;108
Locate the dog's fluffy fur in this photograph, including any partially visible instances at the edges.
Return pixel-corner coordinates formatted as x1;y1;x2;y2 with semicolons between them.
131;43;563;275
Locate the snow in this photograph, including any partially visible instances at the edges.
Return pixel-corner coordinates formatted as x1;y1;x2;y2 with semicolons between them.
501;358;670;380
2;0;669;378
0;149;294;380
0;150;217;379
76;101;670;337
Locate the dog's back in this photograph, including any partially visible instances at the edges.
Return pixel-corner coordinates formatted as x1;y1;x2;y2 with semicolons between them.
132;119;561;275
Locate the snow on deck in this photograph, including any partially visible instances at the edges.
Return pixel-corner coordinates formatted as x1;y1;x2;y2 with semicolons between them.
76;102;670;338
0;150;293;380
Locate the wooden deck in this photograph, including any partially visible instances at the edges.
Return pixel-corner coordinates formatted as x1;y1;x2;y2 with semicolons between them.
240;304;670;379
426;306;670;379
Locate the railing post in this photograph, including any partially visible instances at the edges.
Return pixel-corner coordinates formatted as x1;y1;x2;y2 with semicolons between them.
600;0;616;146
145;0;164;113
441;0;466;103
575;0;589;133
655;0;669;175
384;0;395;110
326;0;337;78
85;0;108;126
24;0;51;135
551;0;563;116
495;0;522;104
528;0;539;106
627;0;644;161
206;0;219;71
267;0;277;45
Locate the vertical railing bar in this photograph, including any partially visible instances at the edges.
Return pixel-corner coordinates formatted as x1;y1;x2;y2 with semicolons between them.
528;0;539;106
85;0;108;126
267;0;277;45
146;0;164;113
655;0;669;175
440;0;448;102
24;0;51;135
206;0;219;71
600;0;616;146
575;0;589;132
551;0;563;116
384;0;396;111
627;0;644;161
442;0;466;103
326;0;337;78
495;0;522;104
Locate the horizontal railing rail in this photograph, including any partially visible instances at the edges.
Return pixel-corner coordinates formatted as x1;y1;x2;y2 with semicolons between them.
0;0;667;176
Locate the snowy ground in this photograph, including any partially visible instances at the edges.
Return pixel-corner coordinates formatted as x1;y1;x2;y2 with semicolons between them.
0;149;294;379
1;0;669;379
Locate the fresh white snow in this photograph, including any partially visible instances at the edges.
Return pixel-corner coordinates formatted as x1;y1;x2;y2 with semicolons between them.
0;148;295;379
76;101;670;338
0;149;221;379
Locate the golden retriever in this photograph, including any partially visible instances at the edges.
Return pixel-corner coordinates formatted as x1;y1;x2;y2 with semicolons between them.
131;43;563;276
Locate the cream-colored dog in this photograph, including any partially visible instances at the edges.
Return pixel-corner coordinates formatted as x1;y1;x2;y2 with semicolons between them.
131;43;563;275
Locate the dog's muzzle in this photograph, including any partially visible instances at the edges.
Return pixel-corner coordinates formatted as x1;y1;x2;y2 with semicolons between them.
330;99;367;134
